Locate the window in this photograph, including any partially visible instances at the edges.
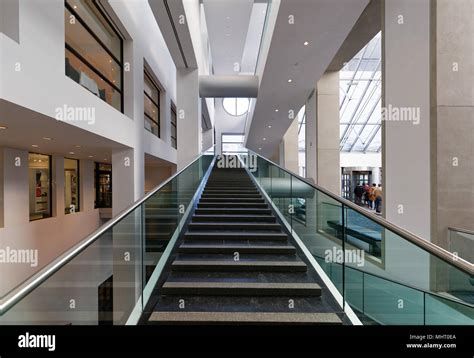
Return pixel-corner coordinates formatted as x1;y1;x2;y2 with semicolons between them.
65;158;80;214
222;98;249;116
171;104;177;149
144;71;160;137
95;163;112;208
222;134;246;154
29;153;52;221
65;0;123;112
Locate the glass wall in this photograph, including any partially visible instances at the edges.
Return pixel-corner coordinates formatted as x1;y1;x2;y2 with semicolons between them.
222;134;246;154
144;71;160;137
95;163;112;208
29;153;52;221
65;0;123;111
64;158;80;214
171;104;177;149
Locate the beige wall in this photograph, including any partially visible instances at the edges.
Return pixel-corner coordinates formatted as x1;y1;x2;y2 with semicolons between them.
144;165;174;193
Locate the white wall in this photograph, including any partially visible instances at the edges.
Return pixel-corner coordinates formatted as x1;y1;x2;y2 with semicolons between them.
0;0;181;313
214;99;247;155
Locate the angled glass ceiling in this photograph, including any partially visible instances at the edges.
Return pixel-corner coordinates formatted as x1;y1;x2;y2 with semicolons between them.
339;32;381;153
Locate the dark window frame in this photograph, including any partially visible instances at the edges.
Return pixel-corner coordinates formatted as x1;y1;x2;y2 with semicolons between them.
29;152;53;222
65;0;124;112
144;70;161;138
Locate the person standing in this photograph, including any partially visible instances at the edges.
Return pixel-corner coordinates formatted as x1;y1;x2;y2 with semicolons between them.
374;184;383;213
368;183;376;210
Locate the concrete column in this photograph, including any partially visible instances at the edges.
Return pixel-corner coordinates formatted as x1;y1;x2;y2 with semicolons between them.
305;71;341;195
177;68;201;169
382;0;431;240
279;117;299;174
433;0;474;249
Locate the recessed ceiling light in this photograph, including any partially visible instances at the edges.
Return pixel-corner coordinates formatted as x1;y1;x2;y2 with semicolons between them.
262;137;266;141
258;147;262;150
275;109;279;112
88;155;94;158
268;125;272;128
69;152;75;155
75;145;81;148
304;41;309;46
31;144;39;148
0;125;7;130
103;158;108;161
42;137;52;141
287;79;293;83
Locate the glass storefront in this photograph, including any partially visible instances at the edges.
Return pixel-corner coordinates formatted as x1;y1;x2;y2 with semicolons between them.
29;153;52;221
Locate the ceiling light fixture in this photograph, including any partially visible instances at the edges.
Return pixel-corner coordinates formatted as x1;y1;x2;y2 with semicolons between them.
268;125;272;128
0;125;7;130
262;137;266;141
31;144;39;148
69;152;75;155
287;79;293;83
275;109;279;112
88;155;94;158
258;147;262;150
75;145;81;148
304;41;309;46
42;137;52;141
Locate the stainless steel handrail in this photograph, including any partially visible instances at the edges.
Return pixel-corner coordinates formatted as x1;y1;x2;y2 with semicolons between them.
0;151;216;314
247;150;474;275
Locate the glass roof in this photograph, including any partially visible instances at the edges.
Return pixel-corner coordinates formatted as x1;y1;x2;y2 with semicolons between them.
339;32;381;153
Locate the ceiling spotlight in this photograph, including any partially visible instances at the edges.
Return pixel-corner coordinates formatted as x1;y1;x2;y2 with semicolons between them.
42;137;52;141
69;152;75;155
268;125;272;128
287;79;293;83
262;137;266;141
303;41;309;46
75;145;81;148
258;147;262;150
0;125;7;130
88;155;94;158
275;109;279;112
31;144;39;148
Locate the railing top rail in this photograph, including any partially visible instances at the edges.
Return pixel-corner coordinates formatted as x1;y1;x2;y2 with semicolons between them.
0;151;216;314
246;150;473;275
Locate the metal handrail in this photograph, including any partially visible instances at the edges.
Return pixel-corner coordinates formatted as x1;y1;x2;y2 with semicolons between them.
247;150;474;275
0;151;216;314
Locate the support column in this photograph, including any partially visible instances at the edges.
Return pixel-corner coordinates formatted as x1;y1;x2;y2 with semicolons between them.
279;117;299;174
305;71;341;195
382;0;431;240
177;68;201;169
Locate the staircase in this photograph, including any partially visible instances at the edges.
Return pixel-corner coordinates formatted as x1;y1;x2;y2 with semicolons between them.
147;163;343;324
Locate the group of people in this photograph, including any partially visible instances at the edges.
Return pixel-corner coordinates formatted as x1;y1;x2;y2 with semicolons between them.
354;183;382;213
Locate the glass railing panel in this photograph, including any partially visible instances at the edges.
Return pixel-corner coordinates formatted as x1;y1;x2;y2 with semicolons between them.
344;206;474;307
425;293;474;325
0;205;143;325
363;273;424;325
0;153;215;325
448;228;474;263
345;266;364;313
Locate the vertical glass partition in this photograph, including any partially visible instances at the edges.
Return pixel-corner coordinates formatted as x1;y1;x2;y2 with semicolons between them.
0;153;214;325
241;150;474;325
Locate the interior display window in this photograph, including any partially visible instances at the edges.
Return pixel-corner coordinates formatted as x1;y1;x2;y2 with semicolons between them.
144;71;160;137
64;158;80;214
95;162;112;208
171;104;177;149
65;0;123;112
29;153;52;221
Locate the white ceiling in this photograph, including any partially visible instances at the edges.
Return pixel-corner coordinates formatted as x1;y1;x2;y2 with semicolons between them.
203;0;256;75
245;0;370;157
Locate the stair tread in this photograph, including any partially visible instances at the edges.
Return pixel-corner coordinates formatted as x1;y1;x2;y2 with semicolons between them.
172;260;306;267
163;281;320;290
149;311;342;324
